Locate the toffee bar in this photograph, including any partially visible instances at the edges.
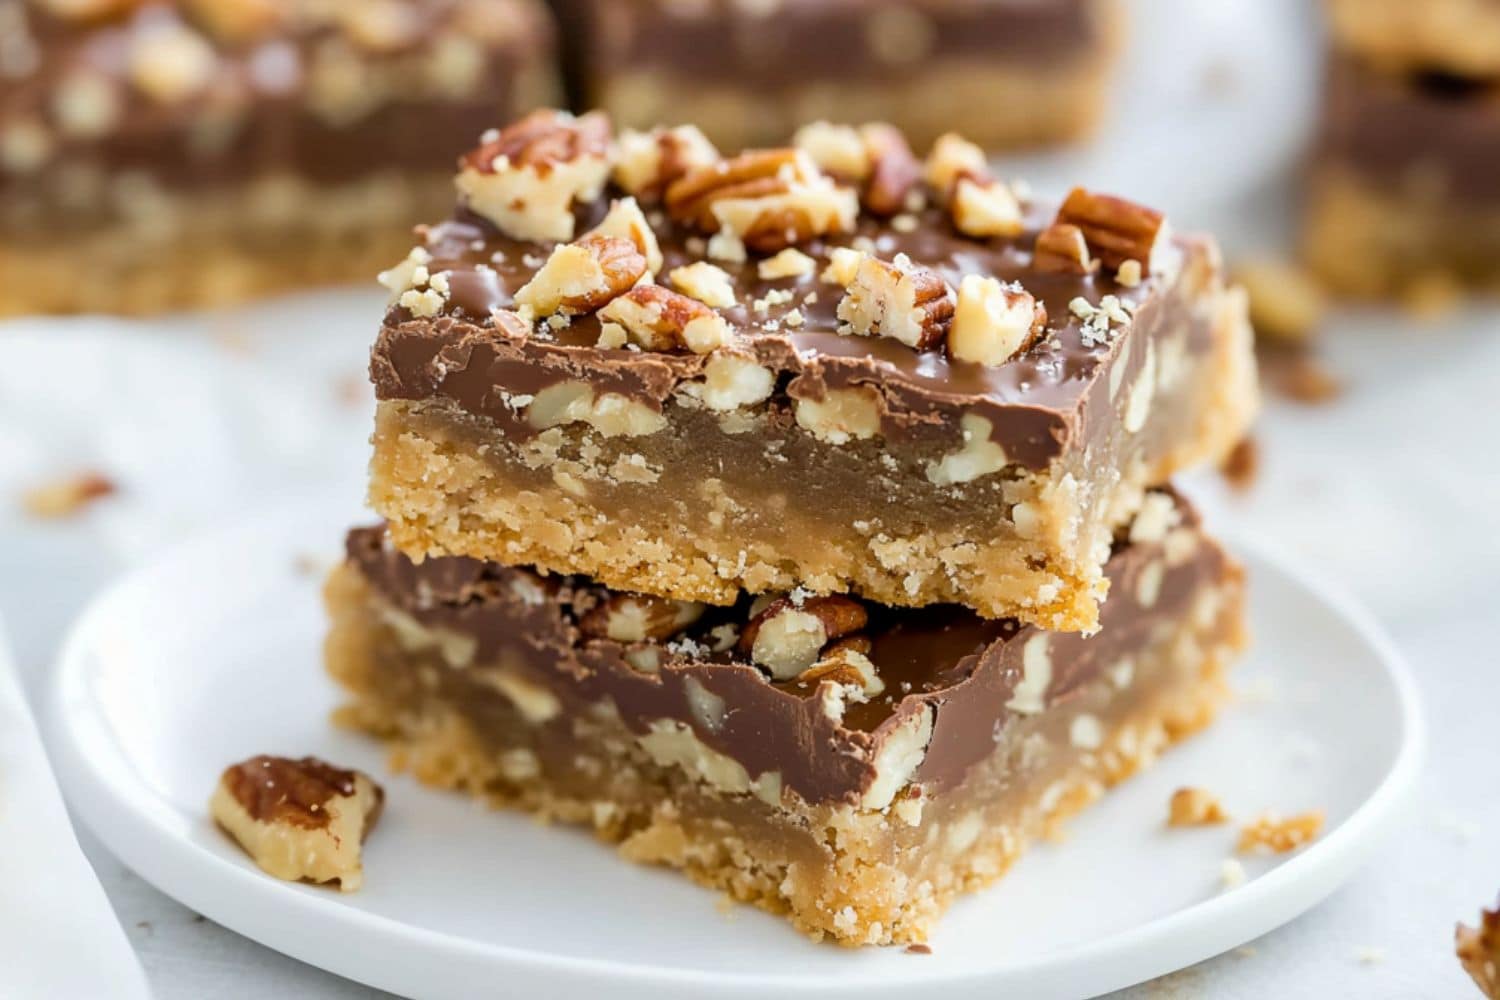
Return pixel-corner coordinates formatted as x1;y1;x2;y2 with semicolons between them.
1305;55;1500;296
550;0;1124;150
0;0;560;315
324;490;1246;946
369;110;1256;630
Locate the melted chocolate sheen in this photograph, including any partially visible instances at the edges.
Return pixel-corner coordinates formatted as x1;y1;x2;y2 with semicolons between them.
345;491;1229;805
1320;55;1500;202
372;201;1205;469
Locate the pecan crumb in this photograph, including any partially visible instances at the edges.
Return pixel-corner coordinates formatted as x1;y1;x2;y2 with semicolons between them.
905;943;933;955
1237;810;1324;854
1220;436;1259;492
1168;787;1229;827
1234;258;1325;346
22;472;116;519
1457;899;1500;999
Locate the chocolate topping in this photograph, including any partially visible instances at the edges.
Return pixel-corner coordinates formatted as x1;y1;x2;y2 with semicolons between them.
372;195;1211;469
1320;54;1500;202
344;489;1232;806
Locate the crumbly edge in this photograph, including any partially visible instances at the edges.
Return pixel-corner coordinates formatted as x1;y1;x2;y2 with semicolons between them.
0;169;457;316
590;53;1117;153
1303;164;1500;298
324;559;1245;945
1326;0;1500;77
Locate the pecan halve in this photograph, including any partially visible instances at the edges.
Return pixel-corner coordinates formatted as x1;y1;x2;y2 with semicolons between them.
1054;187;1169;272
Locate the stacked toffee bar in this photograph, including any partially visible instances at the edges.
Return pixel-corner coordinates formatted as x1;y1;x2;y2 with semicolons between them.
0;0;559;315
1307;0;1500;296
327;110;1257;945
550;0;1124;150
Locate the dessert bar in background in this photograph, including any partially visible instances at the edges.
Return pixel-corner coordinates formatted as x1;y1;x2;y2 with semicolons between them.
1307;0;1500;296
0;0;559;315
368;111;1256;631
550;0;1124;150
325;491;1246;946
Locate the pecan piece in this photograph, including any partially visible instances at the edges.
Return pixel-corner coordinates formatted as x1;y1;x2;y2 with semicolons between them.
210;755;384;892
738;595;869;679
794;122;920;217
22;471;116;519
578;593;705;642
924;132;991;201
598;285;730;354
836;252;955;350
665;149;857;253
1167;787;1229;827
513;234;646;318
1032;223;1098;275
1237;810;1325;853
1457;900;1500;1000
585;196;663;274
951;177;1024;239
456;110;613;242
1054;187;1170;272
798;641;885;699
613;125;719;203
947;275;1046;365
860;123;922;217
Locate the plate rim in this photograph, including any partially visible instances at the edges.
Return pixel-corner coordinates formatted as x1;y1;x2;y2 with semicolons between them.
44;507;1425;1000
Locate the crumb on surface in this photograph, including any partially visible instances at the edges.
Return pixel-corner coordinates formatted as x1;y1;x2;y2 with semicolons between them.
21;471;116;519
1219;436;1259;492
1220;858;1247;890
1238;810;1324;854
1168;786;1229;827
905;943;933;955
1261;350;1343;406
1457;898;1500;999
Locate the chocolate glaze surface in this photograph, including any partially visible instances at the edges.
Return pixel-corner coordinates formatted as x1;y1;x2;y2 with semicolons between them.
372;194;1212;470
1321;54;1500;202
344;489;1235;806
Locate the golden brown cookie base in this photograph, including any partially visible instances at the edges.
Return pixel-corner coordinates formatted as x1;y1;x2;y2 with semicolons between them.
0;171;455;316
367;283;1253;631
1326;0;1500;77
324;560;1245;946
1303;165;1500;298
592;56;1117;153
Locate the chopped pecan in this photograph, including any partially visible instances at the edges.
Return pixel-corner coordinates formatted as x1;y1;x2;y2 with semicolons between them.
860;123;922;217
462;108;611;174
513;234;646;318
665;149;857;253
798;642;885;699
924;132;991;201
947;275;1046;365
22;471;116;519
836;252;954;350
456;110;613;242
738;595;869;679
210;755;384;892
613;125;719;202
585;197;663;274
1054;187;1170;272
951;177;1023;239
597;285;730;355
1032;223;1098;275
1167;787;1229;827
578;593;705;642
1457;900;1500;1000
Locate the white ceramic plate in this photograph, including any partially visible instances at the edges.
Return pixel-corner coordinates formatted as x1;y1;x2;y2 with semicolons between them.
47;499;1421;1000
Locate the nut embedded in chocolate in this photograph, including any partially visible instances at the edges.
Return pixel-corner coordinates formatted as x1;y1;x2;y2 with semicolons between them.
665;148;858;252
837;252;955;350
513;234;647;319
739;594;870;679
1032;222;1098;274
210;754;384;892
578;592;705;642
597;284;730;354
